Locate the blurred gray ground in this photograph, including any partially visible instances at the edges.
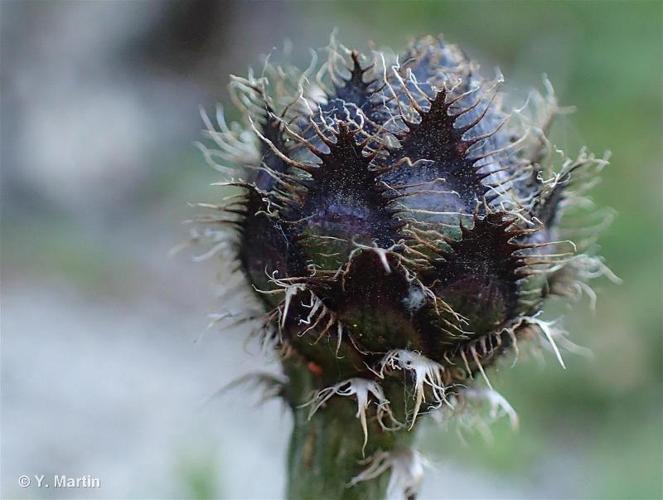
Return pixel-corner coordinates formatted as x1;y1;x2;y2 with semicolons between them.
2;1;662;499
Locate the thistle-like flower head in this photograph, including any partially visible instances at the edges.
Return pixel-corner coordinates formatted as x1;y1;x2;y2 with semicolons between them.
194;34;615;498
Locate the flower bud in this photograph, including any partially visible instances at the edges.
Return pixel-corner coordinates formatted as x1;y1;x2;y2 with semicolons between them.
194;35;615;499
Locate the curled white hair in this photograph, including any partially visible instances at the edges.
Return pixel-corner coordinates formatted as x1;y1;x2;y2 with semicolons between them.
302;378;400;453
349;448;429;500
378;349;451;427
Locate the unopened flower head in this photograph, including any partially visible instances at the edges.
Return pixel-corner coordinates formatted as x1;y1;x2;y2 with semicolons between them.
192;34;615;499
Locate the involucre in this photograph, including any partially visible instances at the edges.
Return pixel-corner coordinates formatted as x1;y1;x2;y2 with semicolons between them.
192;35;616;499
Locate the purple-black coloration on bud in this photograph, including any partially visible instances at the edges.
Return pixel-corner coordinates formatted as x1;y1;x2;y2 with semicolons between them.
193;35;615;500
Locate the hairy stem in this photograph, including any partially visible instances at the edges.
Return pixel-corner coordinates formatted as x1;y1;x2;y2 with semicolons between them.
284;361;415;500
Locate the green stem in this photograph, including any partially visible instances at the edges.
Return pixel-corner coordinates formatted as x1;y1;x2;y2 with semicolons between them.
284;361;415;500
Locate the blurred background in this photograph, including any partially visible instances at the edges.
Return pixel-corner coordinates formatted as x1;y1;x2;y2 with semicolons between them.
1;1;661;499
